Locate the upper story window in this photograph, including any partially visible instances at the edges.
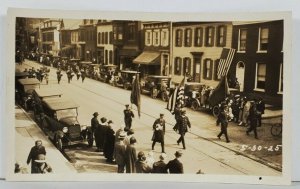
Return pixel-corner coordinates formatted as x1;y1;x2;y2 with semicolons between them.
258;27;269;52
161;30;169;47
194;27;203;47
203;58;213;79
184;28;192;47
153;30;160;46
238;29;247;52
255;62;267;91
214;59;221;81
109;31;113;44
175;29;183;47
174;57;182;75
205;27;215;47
97;32;101;44
145;30;152;46
183;58;191;74
113;26;123;40
216;25;226;47
83;19;87;25
128;24;135;41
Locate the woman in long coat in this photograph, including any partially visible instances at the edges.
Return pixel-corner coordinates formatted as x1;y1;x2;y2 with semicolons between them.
98;117;108;151
125;137;137;173
103;121;115;163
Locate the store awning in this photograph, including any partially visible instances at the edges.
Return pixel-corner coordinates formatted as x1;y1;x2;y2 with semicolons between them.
133;51;160;65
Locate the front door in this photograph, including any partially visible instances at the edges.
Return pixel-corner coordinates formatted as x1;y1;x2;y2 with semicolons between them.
236;61;245;92
193;57;202;82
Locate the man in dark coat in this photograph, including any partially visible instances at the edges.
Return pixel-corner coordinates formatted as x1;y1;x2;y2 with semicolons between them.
124;104;134;131
172;105;182;131
90;112;99;147
96;117;108;152
114;132;127;173
176;109;191;149
81;68;86;83
152;153;167;173
165;151;183;174
247;102;259;139
27;140;46;173
125;137;137;173
56;69;62;84
256;98;265;127
152;113;166;153
135;151;152;173
217;104;230;143
103;120;115;163
66;68;72;83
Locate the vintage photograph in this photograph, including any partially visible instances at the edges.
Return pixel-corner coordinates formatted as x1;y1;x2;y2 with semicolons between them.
7;9;291;184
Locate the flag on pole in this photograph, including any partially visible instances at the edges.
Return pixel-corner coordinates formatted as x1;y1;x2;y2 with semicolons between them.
208;76;230;107
130;73;141;117
167;76;185;113
217;48;236;77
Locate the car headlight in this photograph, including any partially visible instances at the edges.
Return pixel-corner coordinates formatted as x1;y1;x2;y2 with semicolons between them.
62;127;68;133
81;125;87;130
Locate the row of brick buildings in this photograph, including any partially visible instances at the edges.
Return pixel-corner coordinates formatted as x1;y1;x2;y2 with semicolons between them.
23;18;283;106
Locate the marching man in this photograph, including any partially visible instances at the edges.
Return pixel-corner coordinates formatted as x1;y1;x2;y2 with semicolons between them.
151;113;166;153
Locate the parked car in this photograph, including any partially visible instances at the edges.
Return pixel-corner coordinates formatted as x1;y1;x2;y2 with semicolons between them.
182;82;206;109
32;87;63;123
79;61;93;77
87;64;100;80
113;70;140;90
40;98;92;151
15;78;40;111
141;75;171;101
98;64;117;83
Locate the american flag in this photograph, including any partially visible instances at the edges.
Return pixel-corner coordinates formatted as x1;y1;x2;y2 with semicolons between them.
217;48;236;77
167;77;185;113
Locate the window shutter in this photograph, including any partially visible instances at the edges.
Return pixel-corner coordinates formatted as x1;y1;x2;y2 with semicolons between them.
209;59;213;79
211;27;215;47
203;59;207;79
214;59;220;80
221;26;227;46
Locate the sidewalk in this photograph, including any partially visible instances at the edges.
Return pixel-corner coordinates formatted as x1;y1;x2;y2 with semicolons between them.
15;105;76;173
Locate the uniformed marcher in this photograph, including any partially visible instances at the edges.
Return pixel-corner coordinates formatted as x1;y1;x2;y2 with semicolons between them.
81;68;86;83
151;113;166;153
172;104;182;132
56;69;63;84
66;68;72;83
90;112;99;147
123;104;134;131
176;109;191;149
246;102;259;139
217;104;230;143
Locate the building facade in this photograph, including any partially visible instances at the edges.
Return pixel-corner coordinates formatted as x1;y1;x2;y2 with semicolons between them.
97;20;114;65
40;19;62;56
172;22;233;86
230;20;283;106
78;19;97;61
133;22;170;77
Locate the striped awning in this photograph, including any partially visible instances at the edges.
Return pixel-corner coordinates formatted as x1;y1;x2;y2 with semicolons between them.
133;51;160;65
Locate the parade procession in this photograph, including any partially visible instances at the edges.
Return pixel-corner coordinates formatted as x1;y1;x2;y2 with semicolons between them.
14;18;283;175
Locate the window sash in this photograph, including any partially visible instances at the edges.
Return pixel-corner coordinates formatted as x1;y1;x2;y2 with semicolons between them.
194;28;203;46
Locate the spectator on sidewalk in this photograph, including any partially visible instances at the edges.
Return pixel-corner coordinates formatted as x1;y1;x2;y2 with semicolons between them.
217;103;230;143
115;124;125;144
165;151;184;174
124;129;134;146
152;153;168;174
246;102;259;139
125;137;137;173
135;151;152;173
114;132;127;173
33;154;52;174
27;140;46;173
90;112;99;147
255;97;265;127
103;120;115;163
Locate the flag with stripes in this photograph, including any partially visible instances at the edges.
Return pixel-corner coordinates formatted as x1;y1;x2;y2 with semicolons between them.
217;48;236;77
167;77;185;113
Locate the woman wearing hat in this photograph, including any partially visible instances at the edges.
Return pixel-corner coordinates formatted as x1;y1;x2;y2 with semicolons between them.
96;117;108;152
151;113;166;153
27;140;46;173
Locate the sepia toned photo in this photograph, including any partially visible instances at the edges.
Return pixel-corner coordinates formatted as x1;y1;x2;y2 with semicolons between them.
6;9;292;185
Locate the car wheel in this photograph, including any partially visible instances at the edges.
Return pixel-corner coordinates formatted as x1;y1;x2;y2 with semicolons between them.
124;83;129;90
191;101;200;111
212;105;220;117
56;138;63;151
161;92;169;102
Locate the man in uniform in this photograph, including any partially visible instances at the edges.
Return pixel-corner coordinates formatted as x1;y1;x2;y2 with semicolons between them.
176;109;191;150
90;112;99;147
56;68;62;84
123;104;134;131
217;103;230;143
151;113;166;153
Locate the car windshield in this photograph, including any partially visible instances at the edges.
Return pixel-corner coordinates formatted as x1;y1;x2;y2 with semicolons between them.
24;85;39;93
56;108;77;120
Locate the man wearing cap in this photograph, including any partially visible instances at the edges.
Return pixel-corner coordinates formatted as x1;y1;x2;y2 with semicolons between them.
152;113;166;153
124;104;134;131
177;109;191;150
90;112;99;147
217;104;230;143
27;140;46;173
152;153;168;173
114;132;127;173
165;151;183;174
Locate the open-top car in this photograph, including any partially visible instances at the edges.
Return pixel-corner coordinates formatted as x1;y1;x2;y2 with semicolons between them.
113;70;140;90
32;87;63;123
141;75;171;101
40;98;92;151
182;82;206;109
15;78;40;111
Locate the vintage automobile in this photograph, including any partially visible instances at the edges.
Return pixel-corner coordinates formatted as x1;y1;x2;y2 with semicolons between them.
15;78;40;111
40;98;92;151
79;61;93;77
141;75;171;101
32;87;63;123
113;70;140;90
86;64;100;80
98;64;117;83
182;82;206;109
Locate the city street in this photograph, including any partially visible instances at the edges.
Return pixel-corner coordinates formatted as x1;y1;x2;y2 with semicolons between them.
15;59;282;175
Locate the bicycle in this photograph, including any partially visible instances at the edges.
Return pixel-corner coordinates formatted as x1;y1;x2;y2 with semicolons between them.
271;118;282;137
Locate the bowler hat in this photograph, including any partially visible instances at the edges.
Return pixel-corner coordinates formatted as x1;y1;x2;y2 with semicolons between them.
100;117;107;123
93;112;99;116
174;151;183;158
129;136;137;144
125;104;129;107
137;151;146;160
118;131;126;139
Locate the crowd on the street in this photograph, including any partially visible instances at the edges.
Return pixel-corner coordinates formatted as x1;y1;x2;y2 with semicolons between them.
22;66;50;84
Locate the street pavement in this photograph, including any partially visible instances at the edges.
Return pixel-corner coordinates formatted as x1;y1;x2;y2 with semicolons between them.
14;59;282;175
